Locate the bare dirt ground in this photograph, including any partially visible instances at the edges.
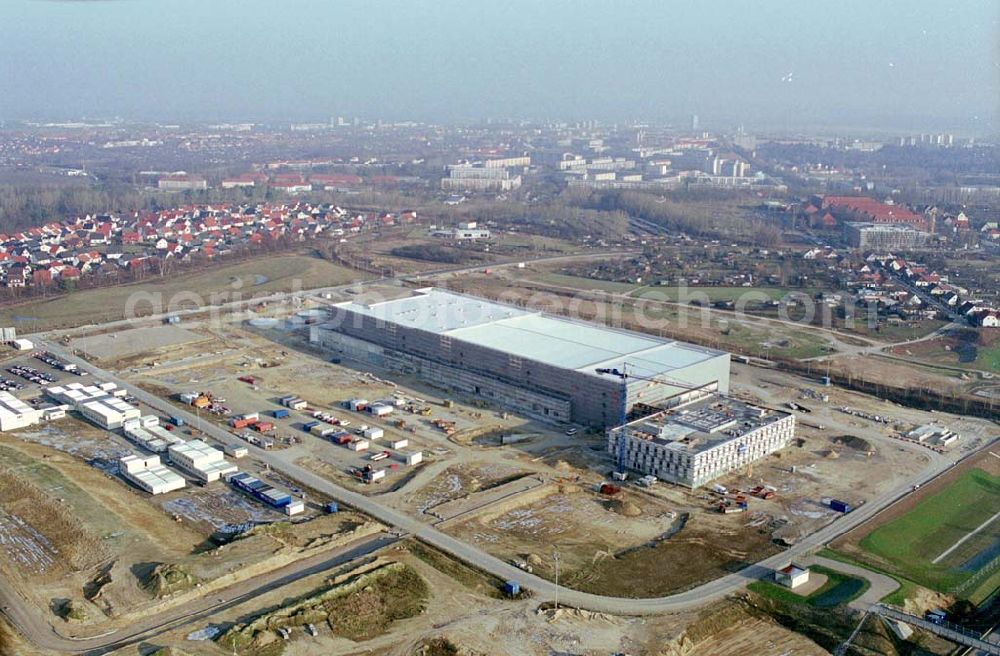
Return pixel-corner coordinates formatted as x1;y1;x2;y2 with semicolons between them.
130;544;827;656
0;381;379;637
118;319;560;498
406;462;527;513
16;292;988;654
447;485;674;569
0;436;206;626
111;315;986;604
689;615;827;656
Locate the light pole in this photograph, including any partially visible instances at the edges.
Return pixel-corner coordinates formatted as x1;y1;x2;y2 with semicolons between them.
553;548;560;611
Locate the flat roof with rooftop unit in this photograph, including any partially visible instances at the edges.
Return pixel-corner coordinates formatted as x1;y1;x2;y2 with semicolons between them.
0;391;43;431
79;396;141;430
123;416;185;452
168;439;238;483
314;288;729;426
119;454;186;495
607;396;795;488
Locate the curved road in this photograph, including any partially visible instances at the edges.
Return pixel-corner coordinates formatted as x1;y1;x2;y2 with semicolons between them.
43;341;963;618
0;533;395;655
1;293;982;651
802;555;900;611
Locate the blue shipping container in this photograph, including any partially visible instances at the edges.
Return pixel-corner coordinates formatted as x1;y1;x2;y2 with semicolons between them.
830;499;851;513
503;580;520;596
302;421;320;431
168;416;184;426
272;408;290;418
229;472;292;508
325;502;339;513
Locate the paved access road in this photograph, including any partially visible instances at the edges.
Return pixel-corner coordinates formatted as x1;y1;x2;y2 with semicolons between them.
0;533;394;656
802;555;900;611
41;339;963;617
7;299;981;652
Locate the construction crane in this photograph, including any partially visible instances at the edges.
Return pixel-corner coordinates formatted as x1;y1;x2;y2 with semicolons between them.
595;363;719;476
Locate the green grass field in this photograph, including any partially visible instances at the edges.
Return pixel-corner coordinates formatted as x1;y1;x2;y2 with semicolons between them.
859;468;1000;592
860;319;949;344
979;342;1000;374
720;323;834;360
0;253;366;331
636;285;821;304
530;273;642;294
748;566;869;608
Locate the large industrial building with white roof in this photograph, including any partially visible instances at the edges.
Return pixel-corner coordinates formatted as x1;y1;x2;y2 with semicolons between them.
312;288;730;426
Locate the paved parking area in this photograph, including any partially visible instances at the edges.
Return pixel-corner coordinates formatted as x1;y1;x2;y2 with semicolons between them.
70;324;207;360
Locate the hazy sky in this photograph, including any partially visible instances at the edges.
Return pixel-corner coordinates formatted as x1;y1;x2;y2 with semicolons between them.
2;0;998;132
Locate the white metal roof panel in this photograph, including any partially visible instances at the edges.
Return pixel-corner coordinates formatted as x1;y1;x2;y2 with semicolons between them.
336;288;531;334
333;288;727;378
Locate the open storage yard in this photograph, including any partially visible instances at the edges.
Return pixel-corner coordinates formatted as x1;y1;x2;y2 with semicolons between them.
0;344;386;635
90;311;996;605
0;419;377;627
0;273;993;655
117;318;548;495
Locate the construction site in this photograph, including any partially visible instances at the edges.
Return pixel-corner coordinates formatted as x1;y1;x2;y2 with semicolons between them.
0;280;993;656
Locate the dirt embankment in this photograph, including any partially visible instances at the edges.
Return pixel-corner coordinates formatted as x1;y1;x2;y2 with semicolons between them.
656;600;828;656
219;558;429;652
113;520;385;625
0;468;108;579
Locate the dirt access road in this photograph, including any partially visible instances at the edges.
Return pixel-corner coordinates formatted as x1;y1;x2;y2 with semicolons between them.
0;533;394;655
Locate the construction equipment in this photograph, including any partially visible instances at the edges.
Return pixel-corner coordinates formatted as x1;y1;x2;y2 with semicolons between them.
431;418;456;435
750;485;776;500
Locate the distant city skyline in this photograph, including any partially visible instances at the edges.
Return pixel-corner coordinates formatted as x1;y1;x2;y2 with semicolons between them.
2;0;998;134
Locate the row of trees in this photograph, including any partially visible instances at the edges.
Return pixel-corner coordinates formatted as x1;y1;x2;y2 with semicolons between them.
582;190;783;246
438;197;630;241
